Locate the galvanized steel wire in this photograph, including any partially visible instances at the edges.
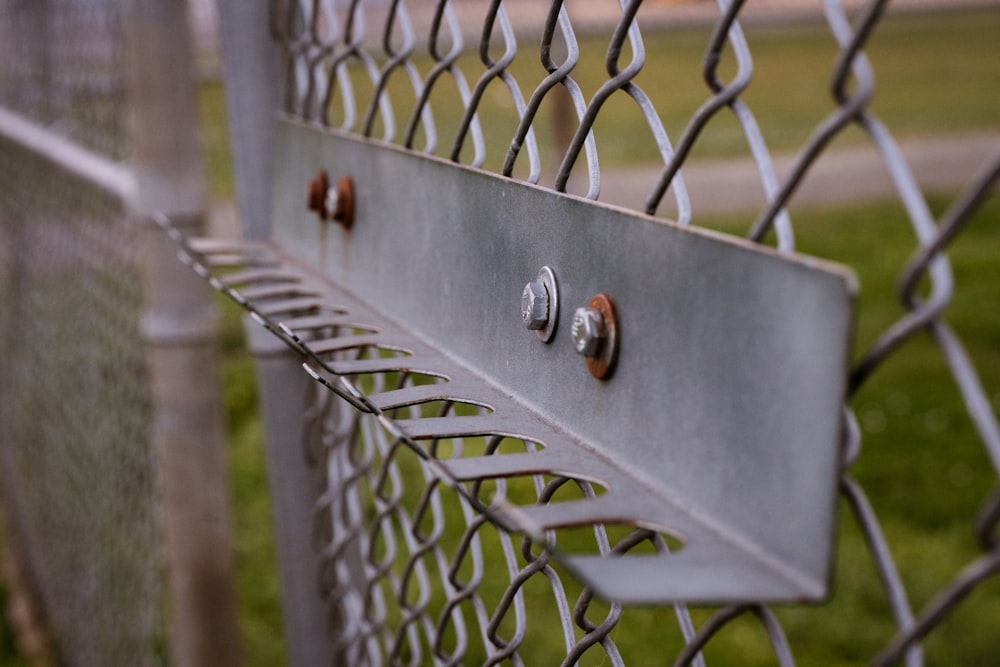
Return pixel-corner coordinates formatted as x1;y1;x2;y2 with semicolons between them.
268;0;1000;664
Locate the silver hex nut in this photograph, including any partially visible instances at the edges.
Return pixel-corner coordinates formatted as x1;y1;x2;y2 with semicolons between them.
521;281;549;330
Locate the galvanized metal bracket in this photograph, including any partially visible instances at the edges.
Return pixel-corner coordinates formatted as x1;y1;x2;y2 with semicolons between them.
165;117;856;604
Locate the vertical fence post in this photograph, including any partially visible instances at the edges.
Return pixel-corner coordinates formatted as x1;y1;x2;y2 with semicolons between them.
214;2;337;664
122;1;242;665
214;0;281;243
246;327;338;667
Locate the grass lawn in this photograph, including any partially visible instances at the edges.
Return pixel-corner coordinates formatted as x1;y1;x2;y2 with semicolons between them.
206;5;1000;665
708;195;1000;665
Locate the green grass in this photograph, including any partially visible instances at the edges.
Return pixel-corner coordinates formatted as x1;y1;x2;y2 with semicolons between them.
207;6;1000;665
217;302;287;667
705;195;1000;665
199;82;234;200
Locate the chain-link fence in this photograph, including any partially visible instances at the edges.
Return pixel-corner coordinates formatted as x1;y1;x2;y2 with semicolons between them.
0;136;160;666
200;0;1000;664
0;0;130;159
0;1;163;663
0;1;240;664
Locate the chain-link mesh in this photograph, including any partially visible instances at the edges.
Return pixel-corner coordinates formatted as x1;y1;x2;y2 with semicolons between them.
0;1;162;663
259;0;1000;664
303;391;697;667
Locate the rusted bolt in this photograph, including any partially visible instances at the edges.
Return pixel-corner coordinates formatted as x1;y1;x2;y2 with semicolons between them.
572;294;618;380
307;169;329;218
331;175;355;229
307;170;355;230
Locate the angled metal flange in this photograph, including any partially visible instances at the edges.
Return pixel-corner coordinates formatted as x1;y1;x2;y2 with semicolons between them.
162;118;858;604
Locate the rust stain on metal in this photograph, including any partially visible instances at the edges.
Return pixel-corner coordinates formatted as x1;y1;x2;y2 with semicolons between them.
586;293;618;380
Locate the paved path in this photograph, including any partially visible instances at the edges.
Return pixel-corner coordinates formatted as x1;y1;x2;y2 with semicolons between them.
597;129;1000;218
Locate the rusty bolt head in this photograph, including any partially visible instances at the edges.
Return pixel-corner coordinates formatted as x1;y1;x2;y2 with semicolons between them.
521;281;549;330
331;175;355;229
571;307;606;357
307;170;330;219
582;294;618;380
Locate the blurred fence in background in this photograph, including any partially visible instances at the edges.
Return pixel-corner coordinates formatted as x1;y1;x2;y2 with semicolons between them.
0;1;161;663
0;0;130;159
0;1;240;665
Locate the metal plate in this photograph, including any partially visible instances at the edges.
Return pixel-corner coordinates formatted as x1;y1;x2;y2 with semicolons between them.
268;118;856;602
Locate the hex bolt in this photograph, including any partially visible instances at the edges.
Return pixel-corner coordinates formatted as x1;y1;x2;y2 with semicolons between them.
307;169;330;219
521;281;549;330
522;266;559;343
571;307;606;357
573;294;619;380
331;175;355;229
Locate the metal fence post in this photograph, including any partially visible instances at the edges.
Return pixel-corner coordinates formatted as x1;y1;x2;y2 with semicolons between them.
246;326;338;667
122;1;242;665
214;2;337;664
214;0;281;242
